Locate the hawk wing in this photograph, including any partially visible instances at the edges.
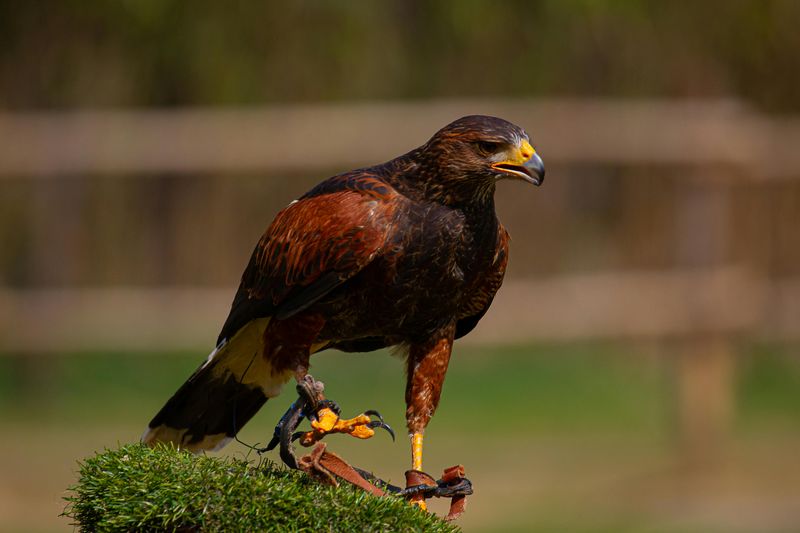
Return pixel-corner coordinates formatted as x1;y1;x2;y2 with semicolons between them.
218;181;399;344
144;181;401;452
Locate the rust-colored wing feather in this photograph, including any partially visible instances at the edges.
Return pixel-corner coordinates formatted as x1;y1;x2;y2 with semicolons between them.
218;186;399;343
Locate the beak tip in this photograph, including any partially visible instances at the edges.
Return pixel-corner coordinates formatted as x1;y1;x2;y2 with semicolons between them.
525;152;545;186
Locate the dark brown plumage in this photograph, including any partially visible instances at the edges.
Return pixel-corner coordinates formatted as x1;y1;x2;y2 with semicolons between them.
143;115;544;472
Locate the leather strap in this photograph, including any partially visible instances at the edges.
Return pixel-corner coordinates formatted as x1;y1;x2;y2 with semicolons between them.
439;465;468;521
297;443;471;521
298;443;387;498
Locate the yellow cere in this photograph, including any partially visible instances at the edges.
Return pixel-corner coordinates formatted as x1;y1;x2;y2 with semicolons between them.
519;139;535;161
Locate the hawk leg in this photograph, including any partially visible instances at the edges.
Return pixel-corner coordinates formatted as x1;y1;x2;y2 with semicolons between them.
405;326;455;509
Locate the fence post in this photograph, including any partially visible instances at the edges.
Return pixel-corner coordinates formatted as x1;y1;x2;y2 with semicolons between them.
672;170;735;465
674;336;735;464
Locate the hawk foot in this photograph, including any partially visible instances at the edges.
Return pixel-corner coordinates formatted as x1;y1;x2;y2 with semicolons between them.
262;375;394;469
295;407;395;446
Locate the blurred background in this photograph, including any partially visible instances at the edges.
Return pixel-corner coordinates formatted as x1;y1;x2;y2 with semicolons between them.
1;1;799;531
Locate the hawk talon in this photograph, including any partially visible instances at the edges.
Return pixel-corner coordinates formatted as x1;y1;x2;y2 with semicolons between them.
268;375;394;467
363;409;383;422
364;410;396;441
296;406;395;446
367;420;395;441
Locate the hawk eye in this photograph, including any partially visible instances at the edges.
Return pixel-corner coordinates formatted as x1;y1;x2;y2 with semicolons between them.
476;141;500;154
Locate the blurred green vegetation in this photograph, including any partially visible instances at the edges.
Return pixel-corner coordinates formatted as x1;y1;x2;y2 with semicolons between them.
1;0;798;111
2;342;798;437
3;343;799;532
737;343;800;429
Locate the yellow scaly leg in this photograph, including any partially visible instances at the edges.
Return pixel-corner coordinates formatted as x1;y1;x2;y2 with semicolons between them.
410;432;427;510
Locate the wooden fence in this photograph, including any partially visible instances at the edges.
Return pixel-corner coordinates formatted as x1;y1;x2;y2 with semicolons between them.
1;99;798;460
1;98;799;178
0;98;797;347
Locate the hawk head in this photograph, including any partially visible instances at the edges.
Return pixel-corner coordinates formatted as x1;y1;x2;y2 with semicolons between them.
425;115;545;190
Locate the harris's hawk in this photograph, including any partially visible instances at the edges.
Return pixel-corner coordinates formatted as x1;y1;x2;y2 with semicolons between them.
143;115;544;479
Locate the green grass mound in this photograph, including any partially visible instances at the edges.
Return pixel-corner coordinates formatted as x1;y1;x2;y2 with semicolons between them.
64;443;459;532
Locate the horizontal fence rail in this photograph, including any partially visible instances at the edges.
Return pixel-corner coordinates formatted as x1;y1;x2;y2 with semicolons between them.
0;99;799;179
1;270;796;353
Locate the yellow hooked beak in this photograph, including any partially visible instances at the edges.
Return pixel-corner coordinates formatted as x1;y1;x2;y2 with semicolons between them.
491;139;545;186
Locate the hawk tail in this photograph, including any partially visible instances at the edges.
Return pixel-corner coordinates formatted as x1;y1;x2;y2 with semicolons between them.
141;318;290;452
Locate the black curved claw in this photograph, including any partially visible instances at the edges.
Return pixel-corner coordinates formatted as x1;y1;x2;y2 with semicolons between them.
368;420;396;441
363;410;395;441
363;409;384;422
